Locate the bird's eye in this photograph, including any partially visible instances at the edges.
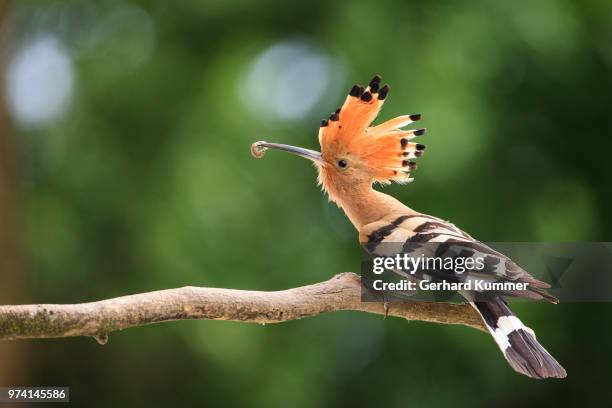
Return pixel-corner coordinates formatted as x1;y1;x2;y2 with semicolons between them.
338;159;348;168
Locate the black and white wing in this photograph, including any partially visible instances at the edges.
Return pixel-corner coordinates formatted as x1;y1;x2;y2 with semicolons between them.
360;213;556;302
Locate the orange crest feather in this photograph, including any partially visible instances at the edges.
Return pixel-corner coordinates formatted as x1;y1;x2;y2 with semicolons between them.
318;75;426;184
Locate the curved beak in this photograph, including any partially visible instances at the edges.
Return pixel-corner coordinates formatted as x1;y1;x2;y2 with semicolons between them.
251;141;324;164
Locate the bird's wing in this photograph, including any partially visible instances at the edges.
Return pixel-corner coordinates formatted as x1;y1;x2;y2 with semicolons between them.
360;214;556;302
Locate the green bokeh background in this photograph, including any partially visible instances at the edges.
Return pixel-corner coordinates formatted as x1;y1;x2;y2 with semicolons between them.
3;0;612;406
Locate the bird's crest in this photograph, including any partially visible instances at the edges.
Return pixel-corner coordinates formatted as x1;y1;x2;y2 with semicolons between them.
318;75;425;184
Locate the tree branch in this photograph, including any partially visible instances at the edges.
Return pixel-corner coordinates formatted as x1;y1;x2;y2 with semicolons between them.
0;273;485;343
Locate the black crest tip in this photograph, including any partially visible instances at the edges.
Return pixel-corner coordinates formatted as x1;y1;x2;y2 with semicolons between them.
329;113;339;121
369;75;382;92
378;85;390;100
360;91;373;102
409;114;422;121
321;119;329;127
416;143;426;151
414;128;426;136
349;85;361;97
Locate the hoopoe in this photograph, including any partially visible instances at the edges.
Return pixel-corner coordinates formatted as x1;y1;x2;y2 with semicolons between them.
251;75;566;379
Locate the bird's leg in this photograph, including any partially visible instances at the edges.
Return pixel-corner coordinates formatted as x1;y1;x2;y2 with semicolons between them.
359;275;391;318
383;298;390;318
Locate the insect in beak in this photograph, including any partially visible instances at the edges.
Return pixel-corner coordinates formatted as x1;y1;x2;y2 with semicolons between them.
251;141;324;164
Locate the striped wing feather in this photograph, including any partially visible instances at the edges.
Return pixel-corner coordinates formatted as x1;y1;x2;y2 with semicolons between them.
360;213;556;302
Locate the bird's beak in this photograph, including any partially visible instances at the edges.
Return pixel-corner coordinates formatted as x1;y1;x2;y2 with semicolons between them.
251;141;324;164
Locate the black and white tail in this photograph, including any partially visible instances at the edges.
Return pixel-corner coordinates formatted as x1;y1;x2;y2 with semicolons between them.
472;299;567;379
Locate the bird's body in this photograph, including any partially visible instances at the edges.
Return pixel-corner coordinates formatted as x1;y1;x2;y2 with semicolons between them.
252;75;566;379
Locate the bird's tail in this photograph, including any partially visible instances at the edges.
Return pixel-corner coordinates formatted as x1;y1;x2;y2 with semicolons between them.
472;299;567;379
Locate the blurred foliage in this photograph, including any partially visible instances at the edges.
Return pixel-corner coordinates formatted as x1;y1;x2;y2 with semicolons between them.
3;0;612;406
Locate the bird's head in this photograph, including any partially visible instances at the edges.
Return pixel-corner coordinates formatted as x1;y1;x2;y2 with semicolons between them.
252;75;426;204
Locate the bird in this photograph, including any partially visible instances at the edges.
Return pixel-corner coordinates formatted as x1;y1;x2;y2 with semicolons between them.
251;74;566;379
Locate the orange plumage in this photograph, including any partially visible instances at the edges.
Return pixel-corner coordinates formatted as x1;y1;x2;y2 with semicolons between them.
318;75;426;186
